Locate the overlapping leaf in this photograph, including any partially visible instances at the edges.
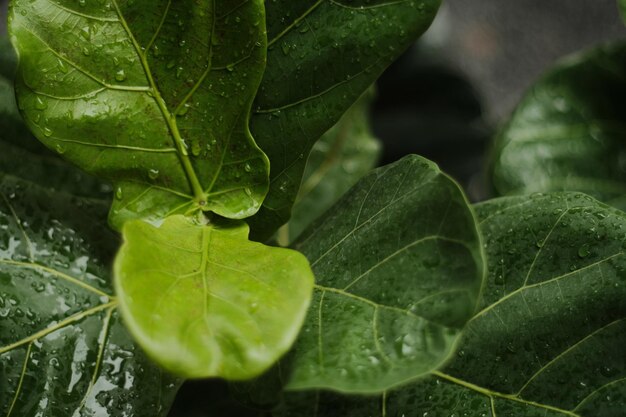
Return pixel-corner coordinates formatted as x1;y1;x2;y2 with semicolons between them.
491;43;626;210
248;0;442;240
9;0;269;229
278;90;380;245
114;215;315;380
253;155;483;394
272;193;626;416
0;175;181;417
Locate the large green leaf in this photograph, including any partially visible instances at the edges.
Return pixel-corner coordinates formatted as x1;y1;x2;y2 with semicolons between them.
278;90;380;245
273;193;626;416
9;0;269;229
266;155;483;393
248;0;442;240
0;174;181;417
114;215;315;380
491;43;626;209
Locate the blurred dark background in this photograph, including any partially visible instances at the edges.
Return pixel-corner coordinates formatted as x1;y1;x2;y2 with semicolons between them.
1;1;624;416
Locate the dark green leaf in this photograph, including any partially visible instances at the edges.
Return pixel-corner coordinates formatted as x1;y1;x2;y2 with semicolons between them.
248;0;442;240
9;0;269;229
491;43;626;210
0;175;181;417
114;215;315;380
620;0;626;24
278;89;380;245
274;193;626;416
276;155;483;393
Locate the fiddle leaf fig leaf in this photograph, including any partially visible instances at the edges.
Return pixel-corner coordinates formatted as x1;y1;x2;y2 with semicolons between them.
278;155;484;393
491;43;626;210
279;89;381;245
114;215;315;380
248;0;442;240
0;175;181;417
9;0;269;229
274;193;626;416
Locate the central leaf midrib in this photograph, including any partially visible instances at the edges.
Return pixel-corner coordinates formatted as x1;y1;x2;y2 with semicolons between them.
110;0;210;206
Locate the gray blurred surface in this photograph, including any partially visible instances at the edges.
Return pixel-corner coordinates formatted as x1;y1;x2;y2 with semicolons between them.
441;0;625;121
0;0;624;121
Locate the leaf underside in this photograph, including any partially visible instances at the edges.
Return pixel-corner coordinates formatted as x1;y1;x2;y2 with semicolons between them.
491;42;626;210
256;155;483;394
0;174;181;417
9;0;270;229
248;0;442;240
114;215;315;380
272;193;626;417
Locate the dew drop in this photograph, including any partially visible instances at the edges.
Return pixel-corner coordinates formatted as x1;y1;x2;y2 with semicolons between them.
148;169;159;180
115;69;127;82
115;187;123;200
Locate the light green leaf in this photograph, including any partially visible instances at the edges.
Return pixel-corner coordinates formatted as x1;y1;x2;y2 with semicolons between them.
114;215;315;380
248;0;442;240
274;193;626;416
491;43;626;210
278;89;381;245
0;174;181;417
274;155;483;393
9;0;269;229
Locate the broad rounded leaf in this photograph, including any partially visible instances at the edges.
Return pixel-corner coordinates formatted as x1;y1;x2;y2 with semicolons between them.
279;90;381;245
248;0;442;240
280;155;484;393
0;175;181;417
275;193;626;416
114;215;315;380
491;43;626;209
9;0;269;229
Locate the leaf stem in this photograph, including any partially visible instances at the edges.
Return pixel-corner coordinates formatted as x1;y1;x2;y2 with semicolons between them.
110;0;206;205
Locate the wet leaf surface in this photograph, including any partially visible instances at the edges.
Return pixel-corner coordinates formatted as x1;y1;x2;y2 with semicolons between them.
0;174;181;417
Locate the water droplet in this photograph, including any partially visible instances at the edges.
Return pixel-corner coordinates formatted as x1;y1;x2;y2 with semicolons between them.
115;69;127;82
244;163;252;172
43;127;53;137
35;97;47;110
148;169;159;180
55;144;66;154
115;187;123;200
578;244;590;258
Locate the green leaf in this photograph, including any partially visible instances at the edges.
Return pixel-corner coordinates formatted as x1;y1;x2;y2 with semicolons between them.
491;43;626;209
620;0;626;24
248;0;442;240
0;174;181;417
9;0;270;229
274;155;483;393
114;215;315;380
274;193;626;416
278;90;381;245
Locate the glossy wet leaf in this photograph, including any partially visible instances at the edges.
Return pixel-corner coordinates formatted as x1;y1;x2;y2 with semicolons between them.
491;43;626;210
269;155;483;393
278;90;380;245
0;174;181;417
274;193;626;416
248;0;442;240
9;0;269;229
114;215;315;380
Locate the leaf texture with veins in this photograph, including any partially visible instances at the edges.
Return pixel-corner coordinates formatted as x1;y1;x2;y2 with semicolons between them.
272;193;626;416
114;215;315;379
273;155;483;393
248;0;441;240
9;0;269;229
0;175;181;417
